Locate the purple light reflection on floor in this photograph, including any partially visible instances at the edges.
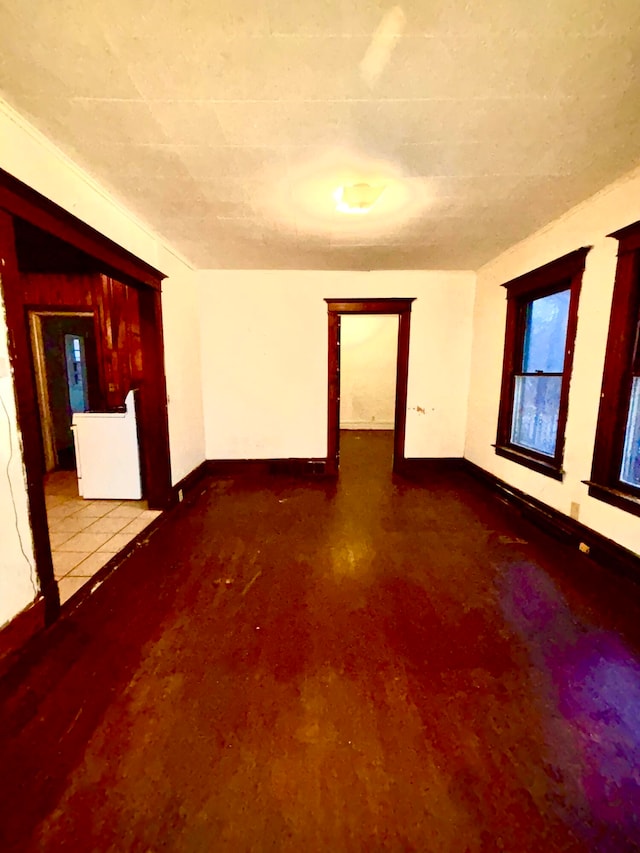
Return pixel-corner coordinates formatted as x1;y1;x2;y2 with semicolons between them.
501;562;640;851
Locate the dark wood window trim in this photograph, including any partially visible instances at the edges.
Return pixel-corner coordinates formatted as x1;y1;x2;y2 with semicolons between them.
325;298;415;476
588;220;640;515
495;248;590;480
583;482;640;519
494;444;564;480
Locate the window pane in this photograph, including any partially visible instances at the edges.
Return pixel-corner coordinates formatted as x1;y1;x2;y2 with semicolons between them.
620;377;640;488
511;375;562;456
522;289;570;373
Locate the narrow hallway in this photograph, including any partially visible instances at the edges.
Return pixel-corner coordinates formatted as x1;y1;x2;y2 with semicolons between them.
1;433;640;851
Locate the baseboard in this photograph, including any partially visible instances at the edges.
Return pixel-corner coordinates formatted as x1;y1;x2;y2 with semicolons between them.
340;422;394;431
207;458;328;478
0;596;46;674
172;460;210;505
396;457;465;477
463;459;640;582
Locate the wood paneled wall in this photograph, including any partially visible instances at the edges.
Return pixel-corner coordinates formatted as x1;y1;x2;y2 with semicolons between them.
20;272;142;409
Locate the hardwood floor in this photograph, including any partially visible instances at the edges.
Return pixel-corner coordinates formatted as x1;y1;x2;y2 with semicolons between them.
1;431;640;851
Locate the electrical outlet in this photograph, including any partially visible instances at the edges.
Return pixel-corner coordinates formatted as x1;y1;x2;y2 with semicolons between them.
570;501;580;520
178;488;184;502
578;542;590;555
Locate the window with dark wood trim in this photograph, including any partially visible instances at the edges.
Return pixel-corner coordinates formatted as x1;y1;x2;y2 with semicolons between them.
495;248;589;480
587;221;640;517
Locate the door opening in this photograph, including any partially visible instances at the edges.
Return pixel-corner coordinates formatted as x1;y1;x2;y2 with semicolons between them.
325;298;415;475
339;314;398;432
29;311;100;472
0;200;171;624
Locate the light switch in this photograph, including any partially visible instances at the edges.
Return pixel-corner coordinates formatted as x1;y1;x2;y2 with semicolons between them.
0;356;9;379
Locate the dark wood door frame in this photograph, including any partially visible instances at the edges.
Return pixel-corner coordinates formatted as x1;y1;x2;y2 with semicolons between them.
325;298;415;476
0;174;173;626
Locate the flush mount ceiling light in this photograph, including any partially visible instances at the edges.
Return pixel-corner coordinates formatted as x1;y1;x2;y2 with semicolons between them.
263;147;429;240
333;183;386;215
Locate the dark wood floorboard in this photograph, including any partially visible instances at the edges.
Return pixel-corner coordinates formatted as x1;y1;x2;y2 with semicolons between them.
1;431;640;851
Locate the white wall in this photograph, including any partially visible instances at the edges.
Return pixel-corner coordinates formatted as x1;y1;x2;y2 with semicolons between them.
0;99;206;627
339;314;397;429
0;291;38;626
0;100;206;488
157;247;205;485
198;270;475;460
466;164;640;556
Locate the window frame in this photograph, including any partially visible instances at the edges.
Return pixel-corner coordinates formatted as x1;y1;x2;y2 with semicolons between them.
587;221;640;517
495;248;589;480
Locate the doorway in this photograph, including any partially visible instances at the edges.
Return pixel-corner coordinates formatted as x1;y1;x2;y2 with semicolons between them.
339;314;398;431
0;186;172;622
27;303;162;606
325;298;415;475
29;311;100;472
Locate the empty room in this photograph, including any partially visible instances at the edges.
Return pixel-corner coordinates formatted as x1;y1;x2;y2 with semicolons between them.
1;1;640;850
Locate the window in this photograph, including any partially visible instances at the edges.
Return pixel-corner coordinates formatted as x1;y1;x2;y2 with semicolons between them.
495;248;589;479
588;220;640;516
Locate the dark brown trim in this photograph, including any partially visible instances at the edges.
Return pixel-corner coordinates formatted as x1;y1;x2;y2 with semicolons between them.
500;247;591;297
0;597;46;675
495;248;588;478
325;298;415;477
0;211;59;624
394;310;411;472
589;231;640;505
0;168;165;289
323;298;415;314
494;444;564;481
326;311;340;476
609;220;640;253
585;481;640;519
464;460;640;583
137;287;173;509
172;461;210;505
0;182;174;632
208;458;328;477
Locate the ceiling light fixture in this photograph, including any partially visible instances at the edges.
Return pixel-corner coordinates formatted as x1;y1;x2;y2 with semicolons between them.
333;183;386;215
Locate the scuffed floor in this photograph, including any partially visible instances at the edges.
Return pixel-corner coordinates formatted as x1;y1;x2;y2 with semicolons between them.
1;432;640;851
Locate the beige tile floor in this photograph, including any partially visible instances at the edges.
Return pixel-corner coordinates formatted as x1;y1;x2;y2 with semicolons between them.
45;471;162;605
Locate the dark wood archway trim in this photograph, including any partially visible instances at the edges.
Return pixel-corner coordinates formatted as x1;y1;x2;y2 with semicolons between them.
325;298;415;476
137;287;173;508
0;175;174;629
0;211;58;622
0;168;165;290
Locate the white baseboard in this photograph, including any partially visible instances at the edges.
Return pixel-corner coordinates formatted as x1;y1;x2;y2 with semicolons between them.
340;421;394;430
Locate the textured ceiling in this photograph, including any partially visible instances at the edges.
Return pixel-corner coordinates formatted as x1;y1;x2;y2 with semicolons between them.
0;1;639;270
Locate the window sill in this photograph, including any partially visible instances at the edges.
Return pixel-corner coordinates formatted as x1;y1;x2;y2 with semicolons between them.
494;444;564;481
584;481;640;519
